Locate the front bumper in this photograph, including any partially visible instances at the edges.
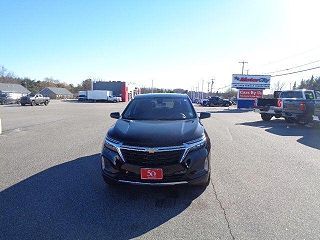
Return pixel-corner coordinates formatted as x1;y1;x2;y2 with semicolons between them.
101;146;210;186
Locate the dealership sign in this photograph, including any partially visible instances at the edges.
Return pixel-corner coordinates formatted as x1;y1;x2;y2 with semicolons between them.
238;89;263;99
232;74;271;89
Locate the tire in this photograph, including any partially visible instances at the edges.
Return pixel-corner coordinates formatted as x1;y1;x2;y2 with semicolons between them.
44;101;49;106
31;101;36;106
261;113;272;121
21;103;25;106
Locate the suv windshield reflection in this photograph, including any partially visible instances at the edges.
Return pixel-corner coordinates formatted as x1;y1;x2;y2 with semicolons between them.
122;97;197;120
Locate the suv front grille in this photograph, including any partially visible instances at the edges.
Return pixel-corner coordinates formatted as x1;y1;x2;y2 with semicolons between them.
121;149;185;166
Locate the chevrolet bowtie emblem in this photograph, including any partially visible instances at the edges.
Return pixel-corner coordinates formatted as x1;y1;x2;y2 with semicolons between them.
148;149;156;154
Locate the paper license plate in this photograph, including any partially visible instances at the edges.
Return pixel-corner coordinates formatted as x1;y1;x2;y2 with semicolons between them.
140;168;163;180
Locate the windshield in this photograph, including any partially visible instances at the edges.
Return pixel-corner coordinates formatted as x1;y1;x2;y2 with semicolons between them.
122;97;197;120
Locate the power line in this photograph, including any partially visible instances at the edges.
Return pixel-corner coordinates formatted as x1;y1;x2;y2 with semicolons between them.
271;65;320;77
265;59;320;74
260;45;320;67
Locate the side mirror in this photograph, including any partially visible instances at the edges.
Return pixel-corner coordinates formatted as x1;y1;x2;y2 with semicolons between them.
110;112;120;119
199;112;211;119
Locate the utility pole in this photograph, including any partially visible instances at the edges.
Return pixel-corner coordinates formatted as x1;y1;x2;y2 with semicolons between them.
210;78;215;95
197;82;200;99
192;86;194;100
151;80;154;93
239;61;248;75
201;79;204;99
246;69;249;75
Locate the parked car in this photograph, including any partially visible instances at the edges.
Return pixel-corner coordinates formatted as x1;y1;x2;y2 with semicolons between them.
0;92;22;105
101;93;211;187
254;89;320;124
107;96;122;102
254;91;283;121
204;96;232;107
20;94;50;106
282;90;320;124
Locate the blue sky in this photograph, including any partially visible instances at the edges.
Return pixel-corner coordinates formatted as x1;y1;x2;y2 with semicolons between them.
1;0;320;90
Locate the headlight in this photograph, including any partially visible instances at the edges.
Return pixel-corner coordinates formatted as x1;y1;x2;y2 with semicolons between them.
104;137;121;153
181;136;207;161
186;136;207;152
104;141;118;152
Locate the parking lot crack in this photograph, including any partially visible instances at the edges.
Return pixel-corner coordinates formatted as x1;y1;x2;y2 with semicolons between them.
210;180;236;240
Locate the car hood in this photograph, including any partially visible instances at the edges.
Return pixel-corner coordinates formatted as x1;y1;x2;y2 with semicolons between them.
107;119;204;147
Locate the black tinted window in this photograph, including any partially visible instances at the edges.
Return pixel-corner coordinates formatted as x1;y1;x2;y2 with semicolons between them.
122;97;196;120
280;91;303;98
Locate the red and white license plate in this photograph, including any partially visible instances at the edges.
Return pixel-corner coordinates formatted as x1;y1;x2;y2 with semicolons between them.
140;168;163;180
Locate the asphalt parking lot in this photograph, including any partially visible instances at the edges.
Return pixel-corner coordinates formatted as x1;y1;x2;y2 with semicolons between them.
1;101;320;239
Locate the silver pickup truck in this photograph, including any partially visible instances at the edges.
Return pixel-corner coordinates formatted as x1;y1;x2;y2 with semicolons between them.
20;94;50;106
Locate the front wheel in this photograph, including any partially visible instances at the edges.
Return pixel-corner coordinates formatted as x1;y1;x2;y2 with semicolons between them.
261;113;272;121
31;101;36;106
44;100;49;106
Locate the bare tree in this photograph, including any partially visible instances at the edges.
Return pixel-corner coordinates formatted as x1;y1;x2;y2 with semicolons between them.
273;80;286;91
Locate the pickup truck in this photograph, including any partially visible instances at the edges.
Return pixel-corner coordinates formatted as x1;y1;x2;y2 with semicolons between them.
254;91;283;121
20;94;50;106
282;90;320;124
314;101;320;123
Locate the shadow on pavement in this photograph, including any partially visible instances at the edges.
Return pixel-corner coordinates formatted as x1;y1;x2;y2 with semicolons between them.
238;120;320;150
0;154;205;240
1;104;22;107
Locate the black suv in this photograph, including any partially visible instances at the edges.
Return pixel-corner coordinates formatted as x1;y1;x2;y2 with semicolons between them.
101;93;211;186
203;96;232;107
